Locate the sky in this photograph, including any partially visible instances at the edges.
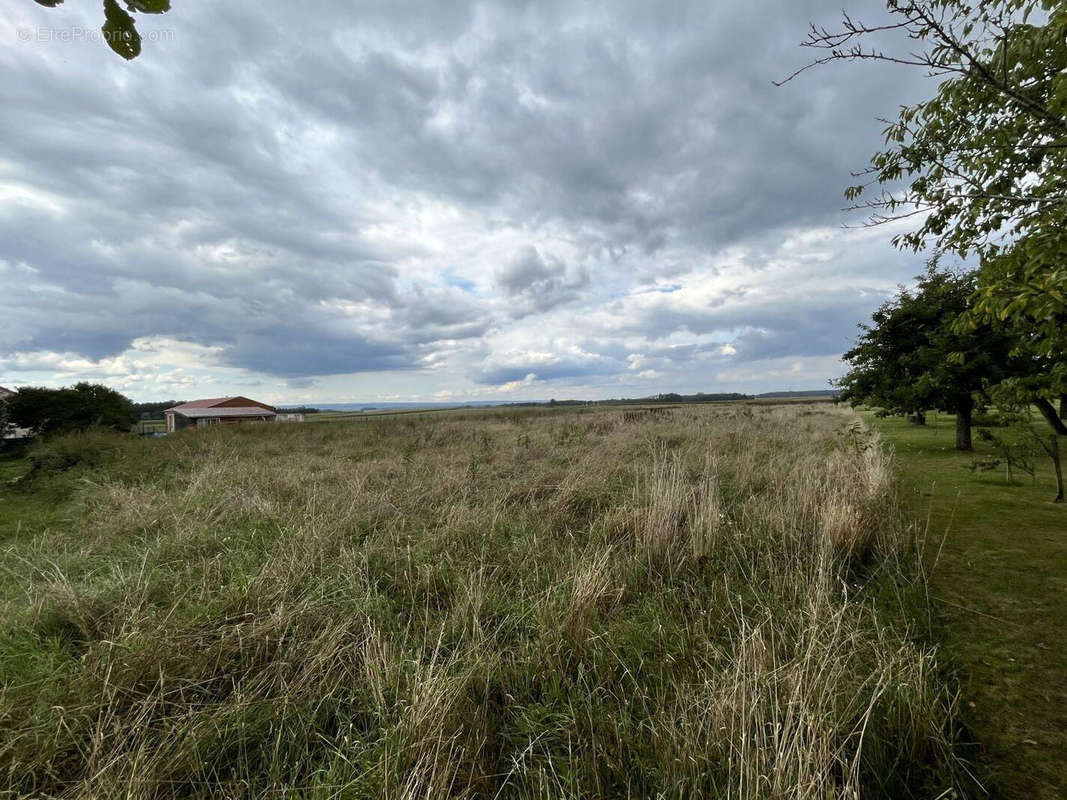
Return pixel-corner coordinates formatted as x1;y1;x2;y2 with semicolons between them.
0;0;936;404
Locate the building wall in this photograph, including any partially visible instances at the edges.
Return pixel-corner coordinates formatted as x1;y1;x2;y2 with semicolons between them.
167;409;276;432
165;412;193;433
203;416;273;427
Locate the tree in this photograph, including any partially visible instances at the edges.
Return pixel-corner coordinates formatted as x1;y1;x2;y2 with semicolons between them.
7;383;137;436
965;227;1067;435
985;393;1065;502
132;400;182;420
0;395;10;438
33;0;171;60
837;266;1020;450
782;0;1067;446
779;1;1067;258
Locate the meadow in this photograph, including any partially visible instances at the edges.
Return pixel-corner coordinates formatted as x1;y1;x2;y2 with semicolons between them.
867;412;1067;799
0;404;974;798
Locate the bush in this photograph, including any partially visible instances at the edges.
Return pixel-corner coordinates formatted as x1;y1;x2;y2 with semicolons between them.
24;428;135;482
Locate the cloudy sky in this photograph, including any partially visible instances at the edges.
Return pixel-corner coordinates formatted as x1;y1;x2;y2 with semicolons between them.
0;0;934;403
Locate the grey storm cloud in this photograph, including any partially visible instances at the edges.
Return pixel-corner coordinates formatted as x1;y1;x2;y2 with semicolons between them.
0;0;932;390
474;352;622;386
496;246;589;315
612;287;886;353
221;327;410;379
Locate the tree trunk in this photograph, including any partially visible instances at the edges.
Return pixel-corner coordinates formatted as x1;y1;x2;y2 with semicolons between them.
1059;394;1067;421
1051;434;1064;503
955;401;973;452
1035;398;1067;436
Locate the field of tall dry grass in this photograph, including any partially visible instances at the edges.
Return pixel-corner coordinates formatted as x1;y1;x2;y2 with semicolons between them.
0;404;975;798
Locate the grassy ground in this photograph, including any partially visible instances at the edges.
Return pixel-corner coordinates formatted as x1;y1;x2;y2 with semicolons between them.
866;412;1067;799
0;443;61;548
0;406;973;798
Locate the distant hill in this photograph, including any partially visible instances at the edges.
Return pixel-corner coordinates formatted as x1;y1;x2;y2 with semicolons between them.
755;390;838;399
311;401;518;412
582;392;751;406
306;393;836;411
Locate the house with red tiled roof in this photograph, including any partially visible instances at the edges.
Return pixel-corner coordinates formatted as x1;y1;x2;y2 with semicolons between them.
164;396;277;433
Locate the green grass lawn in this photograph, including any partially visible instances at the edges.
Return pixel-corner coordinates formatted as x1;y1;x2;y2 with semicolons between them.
867;412;1067;798
0;457;28;483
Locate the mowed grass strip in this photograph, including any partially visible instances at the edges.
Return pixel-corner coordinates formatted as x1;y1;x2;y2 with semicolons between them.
867;412;1067;799
0;405;974;798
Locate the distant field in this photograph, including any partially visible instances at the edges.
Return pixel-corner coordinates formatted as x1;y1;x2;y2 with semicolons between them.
133;400;839;432
0;404;972;798
303;397;838;424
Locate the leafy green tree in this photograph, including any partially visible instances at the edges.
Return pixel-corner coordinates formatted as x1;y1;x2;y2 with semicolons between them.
983;395;1065;502
132;400;182;420
783;0;1067;441
838;266;1020;450
7;383;136;436
0;395;10;437
781;1;1067;258
965;228;1067;434
33;0;171;60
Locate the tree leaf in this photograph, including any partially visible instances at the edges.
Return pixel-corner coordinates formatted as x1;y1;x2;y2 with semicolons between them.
102;0;141;60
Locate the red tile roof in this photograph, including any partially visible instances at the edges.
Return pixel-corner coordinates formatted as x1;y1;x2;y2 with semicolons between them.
166;396;277;414
167;397;234;411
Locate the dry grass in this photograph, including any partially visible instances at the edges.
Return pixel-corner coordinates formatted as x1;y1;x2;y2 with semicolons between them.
0;404;975;798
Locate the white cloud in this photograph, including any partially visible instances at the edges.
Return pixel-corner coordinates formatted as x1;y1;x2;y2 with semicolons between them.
0;0;934;401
